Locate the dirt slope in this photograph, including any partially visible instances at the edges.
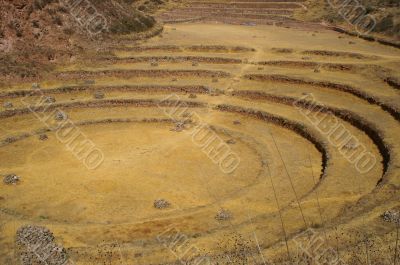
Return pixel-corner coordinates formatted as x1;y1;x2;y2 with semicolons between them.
0;0;158;80
294;0;400;39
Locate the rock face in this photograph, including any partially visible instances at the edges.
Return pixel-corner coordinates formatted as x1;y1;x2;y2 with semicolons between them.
16;225;70;265
154;199;170;209
3;174;20;185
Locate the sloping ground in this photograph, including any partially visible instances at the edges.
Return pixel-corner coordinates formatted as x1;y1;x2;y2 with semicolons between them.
294;0;400;41
0;0;158;80
0;22;399;264
156;0;322;28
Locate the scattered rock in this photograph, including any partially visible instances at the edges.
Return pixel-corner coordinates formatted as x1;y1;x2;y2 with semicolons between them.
32;83;40;90
226;139;236;144
16;225;69;265
3;174;20;185
84;80;95;85
154;199;170;209
39;134;48;141
272;48;293;53
215;208;232;221
343;141;358;149
181;112;191;118
3;102;13;108
55;111;68;121
4;137;16;144
94;91;105;99
150;61;159;67
233;120;241;125
188;94;197;99
171;121;185;132
348;41;356;44
44;96;56;104
381;210;399;224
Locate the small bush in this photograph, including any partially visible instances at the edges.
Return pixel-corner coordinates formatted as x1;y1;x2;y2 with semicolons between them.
63;27;74;35
16;29;23;38
365;5;374;14
53;16;62;26
33;0;55;10
32;20;40;28
57;6;68;13
110;14;155;34
374;16;394;32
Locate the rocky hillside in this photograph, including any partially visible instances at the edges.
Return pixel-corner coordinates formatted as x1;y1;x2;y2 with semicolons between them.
295;0;399;39
0;0;159;80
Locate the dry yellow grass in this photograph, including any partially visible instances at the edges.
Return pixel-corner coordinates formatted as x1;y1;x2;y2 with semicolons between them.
0;22;399;264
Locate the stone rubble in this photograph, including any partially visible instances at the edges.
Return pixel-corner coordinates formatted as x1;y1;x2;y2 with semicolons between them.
3;174;20;185
16;225;69;265
154;199;170;209
39;134;48;141
55;111;68;121
3;102;13;108
215;208;232;221
44;96;56;104
171;121;185;132
382;210;399;224
94;91;105;99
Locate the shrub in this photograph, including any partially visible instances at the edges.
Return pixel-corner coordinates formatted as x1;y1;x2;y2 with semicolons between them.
33;0;55;10
53;16;62;26
374;15;394;32
110;14;155;34
63;27;74;35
